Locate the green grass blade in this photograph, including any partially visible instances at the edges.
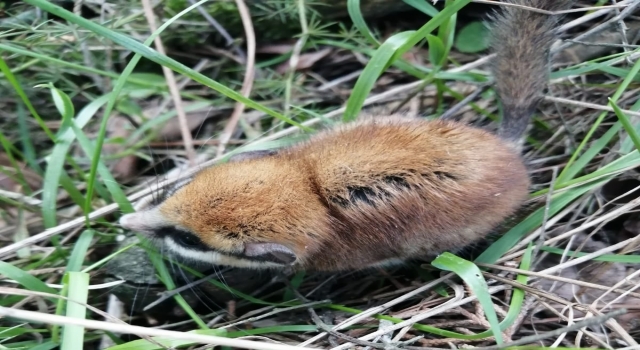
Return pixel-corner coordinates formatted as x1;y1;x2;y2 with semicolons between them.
0;261;57;297
609;98;640;150
541;246;640;263
499;243;532;328
475;183;598;265
347;0;380;46
342;0;472;121
432;252;503;345
556;49;640;183
60;272;89;350
71;123;133;213
402;0;439;16
343;31;415;121
143;246;209;330
65;230;95;272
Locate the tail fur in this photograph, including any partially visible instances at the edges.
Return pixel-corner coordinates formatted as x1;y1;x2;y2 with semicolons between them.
490;0;573;143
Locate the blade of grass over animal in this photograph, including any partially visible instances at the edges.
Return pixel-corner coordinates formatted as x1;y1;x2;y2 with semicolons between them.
541;246;640;263
165;255;296;307
403;0;439;17
60;272;89;350
82;242;137;273
342;0;472;121
65;230;94;273
610;98;640;151
23;0;306;130
71;123;133;213
475;184;593;265
143;247;208;329
0;261;57;298
556;50;640;184
343;31;415;122
347;0;380;46
432;252;503;345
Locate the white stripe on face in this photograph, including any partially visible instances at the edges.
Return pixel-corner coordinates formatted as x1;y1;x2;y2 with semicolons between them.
163;236;285;269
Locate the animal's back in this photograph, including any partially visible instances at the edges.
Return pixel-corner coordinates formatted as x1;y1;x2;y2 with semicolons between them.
282;116;530;270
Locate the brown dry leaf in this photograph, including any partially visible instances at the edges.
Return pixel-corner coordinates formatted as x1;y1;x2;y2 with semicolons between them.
157;112;210;141
102;115;138;181
256;42;295;54
0;153;42;192
276;48;333;74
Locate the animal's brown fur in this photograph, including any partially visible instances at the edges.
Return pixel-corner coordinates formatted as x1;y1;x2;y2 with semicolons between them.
119;0;573;272
158;116;529;271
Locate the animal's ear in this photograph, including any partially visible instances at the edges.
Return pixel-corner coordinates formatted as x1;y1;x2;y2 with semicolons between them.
243;242;297;265
228;150;277;163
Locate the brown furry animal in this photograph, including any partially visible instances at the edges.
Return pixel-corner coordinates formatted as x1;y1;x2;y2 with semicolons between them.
119;0;573;272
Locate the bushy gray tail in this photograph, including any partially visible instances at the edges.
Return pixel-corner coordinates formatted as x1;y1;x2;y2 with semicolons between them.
490;0;573;142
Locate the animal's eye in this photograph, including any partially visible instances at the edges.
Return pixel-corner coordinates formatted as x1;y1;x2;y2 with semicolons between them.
176;234;201;248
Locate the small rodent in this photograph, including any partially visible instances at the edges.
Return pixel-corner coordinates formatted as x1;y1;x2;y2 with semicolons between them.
120;0;573;272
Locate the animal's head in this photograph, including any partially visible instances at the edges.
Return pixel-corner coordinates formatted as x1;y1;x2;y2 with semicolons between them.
119;151;329;269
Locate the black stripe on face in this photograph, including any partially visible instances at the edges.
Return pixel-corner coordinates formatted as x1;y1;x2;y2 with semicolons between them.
154;226;211;251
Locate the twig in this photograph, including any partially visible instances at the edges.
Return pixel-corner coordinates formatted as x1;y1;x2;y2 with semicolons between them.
329;286;506;350
460;309;628;350
544;95;640;118
0;307;310;350
216;0;256;157
477;263;640;300
298;273;454;347
141;0;196;166
555;0;640;53
284;280;392;350
440;82;491;120
470;0;631;15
